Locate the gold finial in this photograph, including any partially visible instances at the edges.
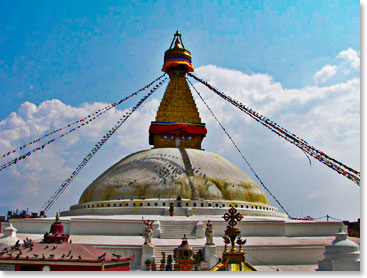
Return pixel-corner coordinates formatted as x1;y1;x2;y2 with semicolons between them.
222;207;243;252
174;38;182;49
168;30;185;49
55;212;60;223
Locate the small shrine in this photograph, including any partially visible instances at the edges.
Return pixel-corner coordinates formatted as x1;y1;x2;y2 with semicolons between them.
318;227;360;271
173;235;195;271
210;207;257;271
42;212;69;244
0;223;20;249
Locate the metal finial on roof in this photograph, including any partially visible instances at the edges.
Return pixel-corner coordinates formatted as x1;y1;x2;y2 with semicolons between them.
169;30;185;49
55;212;60;223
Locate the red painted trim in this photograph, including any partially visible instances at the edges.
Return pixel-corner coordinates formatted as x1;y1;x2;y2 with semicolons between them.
149;124;207;137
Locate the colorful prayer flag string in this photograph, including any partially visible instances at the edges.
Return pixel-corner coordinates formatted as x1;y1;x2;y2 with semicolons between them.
188;73;360;186
0;74;166;160
41;76;168;212
187;78;291;217
0;75;167;173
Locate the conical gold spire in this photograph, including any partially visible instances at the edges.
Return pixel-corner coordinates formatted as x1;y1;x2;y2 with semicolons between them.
149;32;206;149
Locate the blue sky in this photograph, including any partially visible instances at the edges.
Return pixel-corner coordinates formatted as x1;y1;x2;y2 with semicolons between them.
0;0;360;220
0;0;359;119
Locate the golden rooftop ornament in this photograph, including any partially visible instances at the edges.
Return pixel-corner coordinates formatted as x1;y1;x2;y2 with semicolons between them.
211;206;257;271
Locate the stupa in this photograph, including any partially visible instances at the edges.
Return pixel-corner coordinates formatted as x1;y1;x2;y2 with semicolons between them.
62;30;283;219
3;31;353;271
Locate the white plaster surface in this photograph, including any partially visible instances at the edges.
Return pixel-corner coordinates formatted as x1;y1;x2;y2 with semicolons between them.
78;148;270;205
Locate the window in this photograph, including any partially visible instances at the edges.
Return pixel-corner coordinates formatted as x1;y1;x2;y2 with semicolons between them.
133;203;136;207
215;204;219;207
241;205;243;208
208;203;212;207
186;203;189;207
235;204;238;208
107;204;110;207
140;203;143;206
193;203;196;207
125;203;128;207
201;203;204;207
155;203;158;206
148;203;150;206
222;204;225;207
163;203;165;206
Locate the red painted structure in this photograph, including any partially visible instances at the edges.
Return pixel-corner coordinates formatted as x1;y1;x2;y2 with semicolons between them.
149;122;207;137
0;243;134;271
0;214;134;271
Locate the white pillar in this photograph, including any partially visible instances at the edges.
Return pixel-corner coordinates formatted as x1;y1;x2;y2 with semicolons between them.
196;221;205;238
141;245;155;270
204;244;219;269
152;221;160;238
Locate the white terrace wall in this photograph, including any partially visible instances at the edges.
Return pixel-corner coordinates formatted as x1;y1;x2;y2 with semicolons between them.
9;217;343;238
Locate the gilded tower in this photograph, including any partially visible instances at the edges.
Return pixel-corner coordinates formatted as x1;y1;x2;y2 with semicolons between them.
149;31;207;149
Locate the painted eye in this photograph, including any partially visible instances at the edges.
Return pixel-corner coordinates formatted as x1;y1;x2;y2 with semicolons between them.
182;136;192;140
164;135;173;140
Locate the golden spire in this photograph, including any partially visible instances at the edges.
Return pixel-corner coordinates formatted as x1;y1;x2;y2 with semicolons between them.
149;32;207;149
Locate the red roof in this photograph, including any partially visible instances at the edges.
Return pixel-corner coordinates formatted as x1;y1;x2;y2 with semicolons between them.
0;241;134;264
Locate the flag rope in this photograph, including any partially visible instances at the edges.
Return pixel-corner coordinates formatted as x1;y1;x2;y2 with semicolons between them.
188;73;360;186
187;78;291;217
41;76;168;212
0;74;167;174
0;74;166;160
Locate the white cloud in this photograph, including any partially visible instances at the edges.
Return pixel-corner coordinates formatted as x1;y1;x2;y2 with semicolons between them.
0;98;152;213
0;65;360;221
337;47;360;72
312;48;359;84
312;64;338;84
